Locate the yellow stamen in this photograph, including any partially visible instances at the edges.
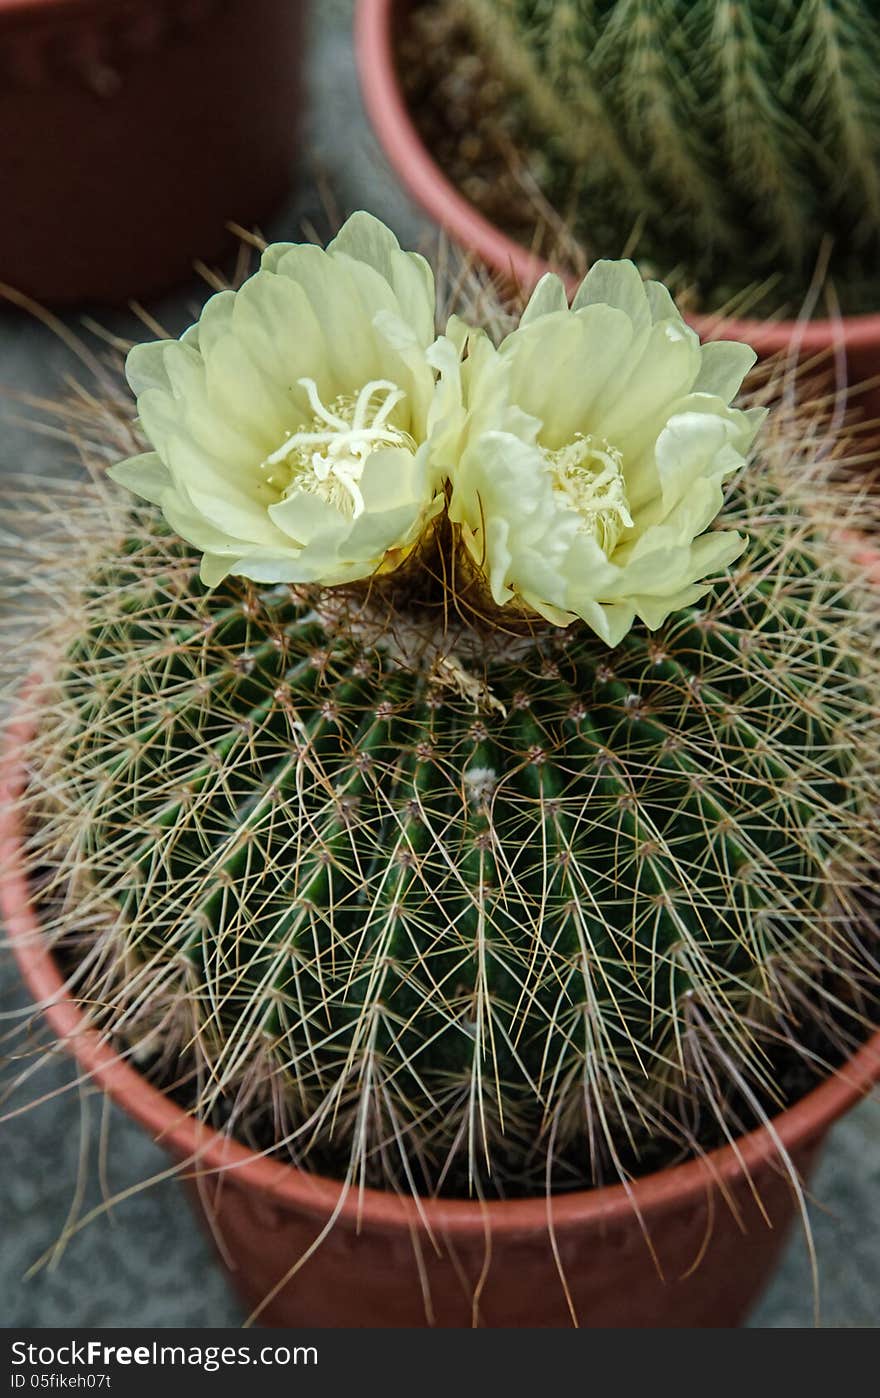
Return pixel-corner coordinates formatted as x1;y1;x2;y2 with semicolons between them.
544;434;633;554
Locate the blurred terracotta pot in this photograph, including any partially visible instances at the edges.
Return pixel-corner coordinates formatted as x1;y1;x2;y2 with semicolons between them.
3;697;880;1328
0;0;305;304
356;0;880;420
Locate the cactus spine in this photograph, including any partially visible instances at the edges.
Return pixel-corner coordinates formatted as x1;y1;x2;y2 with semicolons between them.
452;0;880;304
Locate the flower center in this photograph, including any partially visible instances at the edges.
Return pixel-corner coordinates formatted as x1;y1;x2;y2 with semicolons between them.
543;434;633;555
260;378;413;518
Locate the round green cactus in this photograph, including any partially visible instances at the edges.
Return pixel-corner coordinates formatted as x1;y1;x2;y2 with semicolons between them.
6;218;878;1202
20;440;878;1196
451;0;880;306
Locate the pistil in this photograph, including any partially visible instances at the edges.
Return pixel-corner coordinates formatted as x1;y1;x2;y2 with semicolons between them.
261;378;413;518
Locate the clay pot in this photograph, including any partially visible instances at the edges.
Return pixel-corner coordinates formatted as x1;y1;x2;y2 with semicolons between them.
0;0;305;304
355;0;880;419
3;700;879;1327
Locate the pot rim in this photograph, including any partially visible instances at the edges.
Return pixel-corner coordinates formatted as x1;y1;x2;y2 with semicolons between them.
2;689;879;1236
355;0;880;354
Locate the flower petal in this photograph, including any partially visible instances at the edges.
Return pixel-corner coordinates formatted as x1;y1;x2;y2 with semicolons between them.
644;280;682;325
328;210;436;349
107;452;172;505
693;340;757;400
571;259;652;335
200;553;238;587
520;272;570;326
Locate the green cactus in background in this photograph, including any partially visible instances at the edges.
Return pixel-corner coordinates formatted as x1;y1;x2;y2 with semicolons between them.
11;408;879;1197
451;0;880;305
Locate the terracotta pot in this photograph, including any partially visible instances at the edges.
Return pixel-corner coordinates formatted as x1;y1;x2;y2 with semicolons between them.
355;0;880;420
3;699;879;1327
0;0;305;304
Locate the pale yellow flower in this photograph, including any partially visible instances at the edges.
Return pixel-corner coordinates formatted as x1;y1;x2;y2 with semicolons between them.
109;213;445;587
445;262;765;644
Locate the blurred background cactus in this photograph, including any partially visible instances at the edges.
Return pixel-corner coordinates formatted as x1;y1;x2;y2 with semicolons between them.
435;0;880;309
11;377;880;1198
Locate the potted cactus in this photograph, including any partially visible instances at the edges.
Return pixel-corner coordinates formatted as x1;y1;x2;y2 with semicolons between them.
2;214;879;1328
356;0;880;410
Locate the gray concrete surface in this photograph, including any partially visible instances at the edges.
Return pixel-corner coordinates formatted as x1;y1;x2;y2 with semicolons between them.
1;0;878;1329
